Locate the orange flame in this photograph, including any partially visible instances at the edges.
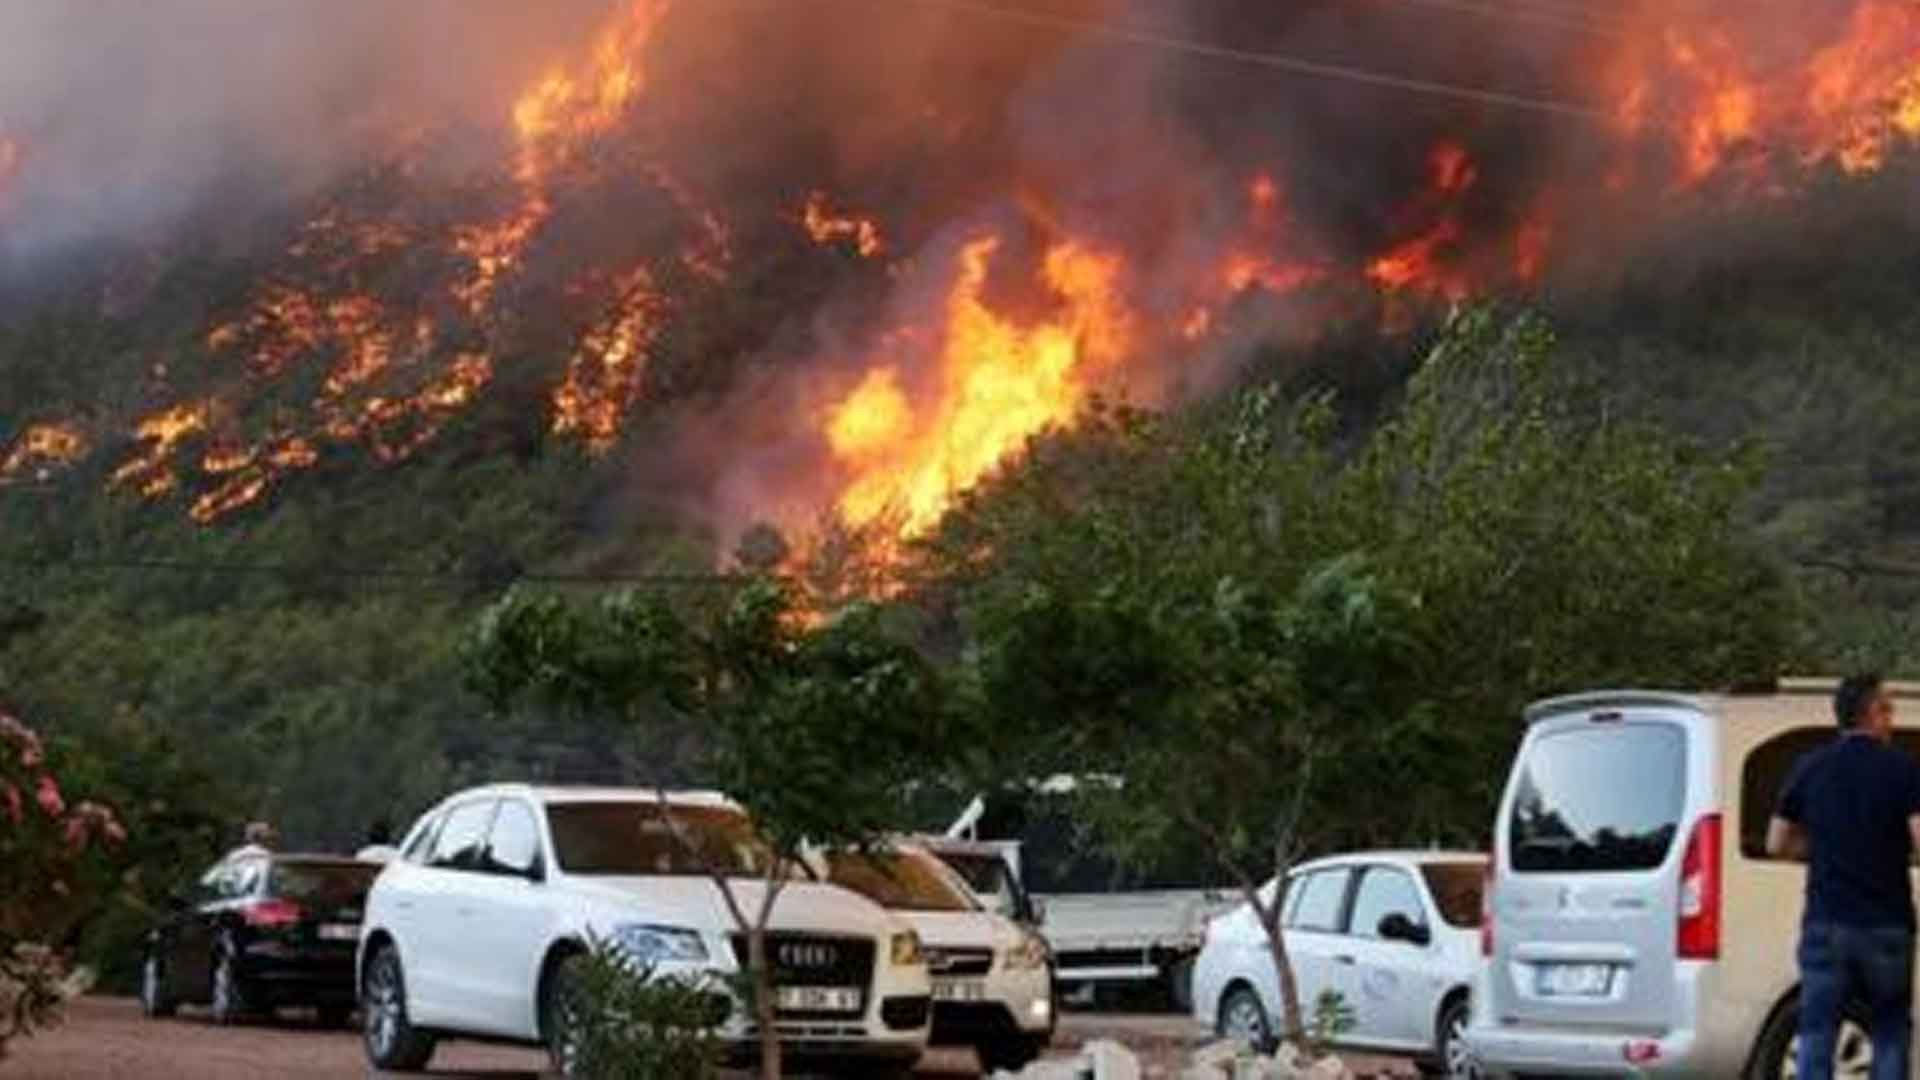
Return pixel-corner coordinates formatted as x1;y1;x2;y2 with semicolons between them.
823;234;1132;537
112;403;211;497
802;191;885;258
0;423;87;484
552;269;662;450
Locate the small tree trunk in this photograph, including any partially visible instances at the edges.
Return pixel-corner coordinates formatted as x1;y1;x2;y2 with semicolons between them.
749;924;782;1080
1249;887;1306;1046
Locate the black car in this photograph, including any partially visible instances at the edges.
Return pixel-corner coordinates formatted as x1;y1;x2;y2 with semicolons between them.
139;853;380;1026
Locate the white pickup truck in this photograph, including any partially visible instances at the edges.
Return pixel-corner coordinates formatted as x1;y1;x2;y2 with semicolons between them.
919;796;1238;1009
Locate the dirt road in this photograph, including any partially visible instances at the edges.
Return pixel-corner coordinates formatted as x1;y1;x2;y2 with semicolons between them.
5;998;1412;1078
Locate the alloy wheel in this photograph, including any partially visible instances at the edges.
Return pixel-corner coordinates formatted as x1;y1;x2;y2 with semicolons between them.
1783;1020;1873;1079
1219;988;1271;1049
364;952;404;1059
1443;1009;1483;1079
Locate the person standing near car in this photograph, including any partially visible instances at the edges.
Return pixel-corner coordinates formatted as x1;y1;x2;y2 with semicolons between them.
223;820;276;862
1768;673;1920;1080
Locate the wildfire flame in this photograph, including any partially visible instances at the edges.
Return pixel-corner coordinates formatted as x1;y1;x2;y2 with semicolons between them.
0;423;87;485
552;268;662;450
56;0;1920;556
802;191;885;258
823;234;1132;538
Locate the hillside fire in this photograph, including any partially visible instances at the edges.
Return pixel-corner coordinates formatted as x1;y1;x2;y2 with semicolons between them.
6;0;1920;572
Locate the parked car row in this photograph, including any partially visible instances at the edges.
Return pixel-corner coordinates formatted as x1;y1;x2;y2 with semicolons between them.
140;784;1055;1077
1191;677;1904;1080
140;677;1880;1079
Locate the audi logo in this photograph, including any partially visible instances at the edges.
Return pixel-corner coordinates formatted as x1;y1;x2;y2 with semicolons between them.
778;942;838;968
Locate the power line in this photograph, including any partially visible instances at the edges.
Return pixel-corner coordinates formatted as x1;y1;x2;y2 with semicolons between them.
1372;0;1627;39
858;0;1616;124
0;555;757;588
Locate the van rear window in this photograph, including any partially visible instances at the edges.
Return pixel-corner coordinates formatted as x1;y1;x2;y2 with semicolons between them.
1509;723;1686;873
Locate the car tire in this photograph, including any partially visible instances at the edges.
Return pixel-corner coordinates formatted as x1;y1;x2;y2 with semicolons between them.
208;941;249;1026
1423;995;1480;1079
361;943;436;1072
139;950;177;1019
1165;955;1196;1013
540;950;588;1078
1216;983;1274;1054
1748;993;1874;1080
977;1034;1048;1073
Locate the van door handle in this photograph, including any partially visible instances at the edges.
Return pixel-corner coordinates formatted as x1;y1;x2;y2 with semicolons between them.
1334;954;1355;966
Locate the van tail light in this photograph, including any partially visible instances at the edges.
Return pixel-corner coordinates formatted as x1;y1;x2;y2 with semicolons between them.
1480;863;1495;957
1677;813;1722;960
241;898;304;928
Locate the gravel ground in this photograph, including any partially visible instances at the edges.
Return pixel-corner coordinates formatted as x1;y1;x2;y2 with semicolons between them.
2;997;1415;1078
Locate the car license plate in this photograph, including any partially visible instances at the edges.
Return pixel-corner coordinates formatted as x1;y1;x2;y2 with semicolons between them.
318;923;359;942
1536;963;1612;997
774;986;863;1013
933;979;987;1002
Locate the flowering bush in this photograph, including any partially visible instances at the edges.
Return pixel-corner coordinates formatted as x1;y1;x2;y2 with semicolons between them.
0;711;125;1058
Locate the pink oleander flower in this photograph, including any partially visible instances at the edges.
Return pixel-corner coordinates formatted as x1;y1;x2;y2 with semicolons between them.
2;782;20;825
35;774;64;818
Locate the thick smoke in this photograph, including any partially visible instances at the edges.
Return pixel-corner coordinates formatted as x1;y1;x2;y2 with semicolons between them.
0;0;609;260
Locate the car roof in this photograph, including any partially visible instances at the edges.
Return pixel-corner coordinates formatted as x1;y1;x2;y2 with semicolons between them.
268;853;379;866
1523;677;1920;725
1292;850;1487;874
436;783;741;810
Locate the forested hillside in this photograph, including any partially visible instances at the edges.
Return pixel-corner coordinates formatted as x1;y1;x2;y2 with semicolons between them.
8;0;1920;980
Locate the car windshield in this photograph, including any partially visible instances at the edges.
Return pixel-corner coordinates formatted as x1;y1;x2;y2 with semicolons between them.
823;849;978;913
1419;861;1485;927
546;801;779;877
267;861;378;907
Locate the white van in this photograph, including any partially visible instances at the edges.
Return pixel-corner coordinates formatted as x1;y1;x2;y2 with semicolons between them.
1465;679;1920;1078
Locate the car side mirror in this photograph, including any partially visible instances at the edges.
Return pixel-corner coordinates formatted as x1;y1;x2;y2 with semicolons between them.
1030;898;1047;926
1378;913;1431;946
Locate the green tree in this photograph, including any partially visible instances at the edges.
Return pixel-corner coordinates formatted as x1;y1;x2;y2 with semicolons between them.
941;307;1797;1045
464;579;946;1080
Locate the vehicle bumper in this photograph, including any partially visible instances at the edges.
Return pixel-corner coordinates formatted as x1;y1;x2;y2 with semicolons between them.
1465;963;1742;1078
929;968;1054;1044
236;941;358;1005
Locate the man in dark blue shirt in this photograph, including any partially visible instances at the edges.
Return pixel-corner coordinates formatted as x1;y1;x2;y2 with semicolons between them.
1770;674;1920;1080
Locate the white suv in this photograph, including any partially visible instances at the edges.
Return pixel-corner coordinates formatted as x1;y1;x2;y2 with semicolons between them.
816;841;1057;1072
356;784;933;1076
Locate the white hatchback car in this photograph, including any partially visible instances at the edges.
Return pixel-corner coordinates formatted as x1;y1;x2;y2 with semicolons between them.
357;784;932;1076
816;841;1057;1072
1191;850;1487;1076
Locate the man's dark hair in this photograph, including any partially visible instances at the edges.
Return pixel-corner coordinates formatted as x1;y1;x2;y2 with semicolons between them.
1834;673;1884;729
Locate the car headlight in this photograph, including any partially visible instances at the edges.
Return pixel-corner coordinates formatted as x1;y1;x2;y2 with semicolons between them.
890;930;923;966
612;923;710;966
1002;932;1051;971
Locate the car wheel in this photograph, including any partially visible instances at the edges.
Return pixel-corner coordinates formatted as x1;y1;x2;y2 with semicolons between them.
977;1034;1047;1073
1164;955;1196;1013
139;950;177;1019
1430;996;1481;1079
1750;994;1873;1080
1216;983;1274;1053
208;943;248;1025
540;951;588;1078
361;944;436;1072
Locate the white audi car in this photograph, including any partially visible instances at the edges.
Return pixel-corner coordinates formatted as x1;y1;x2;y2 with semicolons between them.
356;784;932;1076
1191;850;1487;1078
815;841;1056;1072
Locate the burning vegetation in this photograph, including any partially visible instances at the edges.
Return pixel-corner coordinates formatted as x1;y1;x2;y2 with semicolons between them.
8;0;1920;570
